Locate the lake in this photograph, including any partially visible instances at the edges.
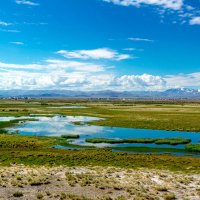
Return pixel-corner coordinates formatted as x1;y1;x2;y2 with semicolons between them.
1;115;200;156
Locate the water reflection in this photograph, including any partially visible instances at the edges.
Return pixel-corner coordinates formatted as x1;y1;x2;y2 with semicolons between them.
0;115;199;150
5;115;102;137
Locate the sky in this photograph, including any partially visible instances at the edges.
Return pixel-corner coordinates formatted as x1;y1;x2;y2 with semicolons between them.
0;0;200;91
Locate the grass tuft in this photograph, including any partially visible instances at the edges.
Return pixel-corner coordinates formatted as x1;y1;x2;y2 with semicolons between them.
13;191;23;197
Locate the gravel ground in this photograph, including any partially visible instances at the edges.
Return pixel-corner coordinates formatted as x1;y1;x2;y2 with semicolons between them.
0;165;199;200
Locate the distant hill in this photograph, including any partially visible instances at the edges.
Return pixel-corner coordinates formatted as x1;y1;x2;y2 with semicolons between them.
162;88;200;99
0;88;199;99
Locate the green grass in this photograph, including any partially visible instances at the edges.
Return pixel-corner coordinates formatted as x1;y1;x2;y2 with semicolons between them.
155;138;191;145
0;118;37;131
1;147;200;172
0;134;57;149
0;99;200;132
61;134;80;139
0;134;199;172
112;146;186;153
185;144;200;152
86;138;191;145
0;100;199;173
86;138;156;144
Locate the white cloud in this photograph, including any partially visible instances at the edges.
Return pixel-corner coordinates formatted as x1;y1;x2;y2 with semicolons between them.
0;70;166;91
128;37;154;42
46;59;105;72
118;74;166;90
0;60;105;73
165;72;200;88
10;42;24;45
0;60;107;89
0;60;199;91
57;48;131;61
189;17;200;25
103;0;200;25
103;0;183;10
15;0;39;6
0;21;12;26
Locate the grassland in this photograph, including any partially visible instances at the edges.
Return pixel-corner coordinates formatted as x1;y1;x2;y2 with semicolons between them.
0;99;199;171
0;134;199;173
112;146;187;153
0;99;200;132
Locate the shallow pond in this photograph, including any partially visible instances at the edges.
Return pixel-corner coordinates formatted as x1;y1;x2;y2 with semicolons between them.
1;115;200;152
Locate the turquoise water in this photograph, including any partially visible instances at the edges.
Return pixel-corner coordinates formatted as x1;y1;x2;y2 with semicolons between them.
1;115;200;151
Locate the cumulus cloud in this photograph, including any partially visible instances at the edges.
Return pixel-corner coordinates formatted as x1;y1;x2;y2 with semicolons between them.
0;60;199;91
0;60;106;90
189;17;200;25
103;0;183;10
0;70;165;91
57;48;131;61
117;74;166;90
15;0;39;6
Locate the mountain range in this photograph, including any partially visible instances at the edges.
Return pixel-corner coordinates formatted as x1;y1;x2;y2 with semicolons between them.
0;88;200;99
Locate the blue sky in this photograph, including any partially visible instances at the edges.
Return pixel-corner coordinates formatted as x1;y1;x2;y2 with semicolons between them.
0;0;200;91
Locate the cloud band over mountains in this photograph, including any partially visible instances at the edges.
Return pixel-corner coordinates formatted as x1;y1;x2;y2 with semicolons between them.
0;59;199;91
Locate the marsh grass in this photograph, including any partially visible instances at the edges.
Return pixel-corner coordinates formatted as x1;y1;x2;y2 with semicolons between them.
1;99;200;132
0;134;199;172
185;144;200;152
0;134;56;149
112;146;186;153
61;134;80;139
86;138;192;145
155;138;192;145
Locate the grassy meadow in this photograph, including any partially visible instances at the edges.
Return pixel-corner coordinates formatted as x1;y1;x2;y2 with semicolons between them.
0;99;198;171
0;134;200;173
0;99;200;132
